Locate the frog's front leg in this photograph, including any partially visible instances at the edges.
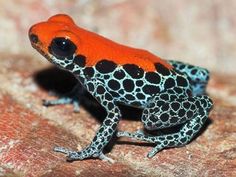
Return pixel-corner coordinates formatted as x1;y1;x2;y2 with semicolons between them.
167;60;210;96
54;79;121;161
43;83;84;112
117;90;213;158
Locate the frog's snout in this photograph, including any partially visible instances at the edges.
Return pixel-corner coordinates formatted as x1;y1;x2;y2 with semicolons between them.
28;27;51;61
29;33;39;44
28;24;40;45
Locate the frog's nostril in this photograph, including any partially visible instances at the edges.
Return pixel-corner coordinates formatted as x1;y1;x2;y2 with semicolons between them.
30;34;39;43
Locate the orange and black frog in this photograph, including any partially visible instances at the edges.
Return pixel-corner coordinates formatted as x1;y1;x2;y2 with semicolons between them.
29;14;213;162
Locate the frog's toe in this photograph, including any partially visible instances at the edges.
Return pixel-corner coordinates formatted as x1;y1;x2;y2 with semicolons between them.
135;129;144;135
98;153;115;163
54;146;85;161
147;144;165;158
116;131;128;137
117;130;144;138
43;97;73;106
43;96;80;112
53;146;70;155
72;99;80;112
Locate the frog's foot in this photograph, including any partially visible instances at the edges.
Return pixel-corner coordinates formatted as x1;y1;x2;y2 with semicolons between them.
98;152;115;163
54;146;86;161
117;130;145;139
43;83;83;112
43;96;80;112
54;146;96;161
54;146;114;163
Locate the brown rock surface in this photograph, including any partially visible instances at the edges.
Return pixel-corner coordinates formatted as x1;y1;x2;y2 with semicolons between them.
0;1;236;177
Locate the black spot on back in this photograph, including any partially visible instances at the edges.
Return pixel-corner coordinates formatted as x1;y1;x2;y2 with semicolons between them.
123;64;144;79
74;55;86;67
108;79;121;90
96;86;105;94
160;113;169;122
136;93;145;100
84;67;95;78
123;79;135;92
143;85;160;95
160;94;169;100
114;70;125;79
176;76;188;87
155;63;170;76
145;72;161;84
95;59;117;74
164;78;175;89
125;94;135;100
136;80;144;87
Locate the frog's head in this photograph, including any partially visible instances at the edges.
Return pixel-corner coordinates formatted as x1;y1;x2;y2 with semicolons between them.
29;14;83;70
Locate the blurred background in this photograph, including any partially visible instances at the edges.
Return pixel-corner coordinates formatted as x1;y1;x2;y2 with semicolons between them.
0;0;236;74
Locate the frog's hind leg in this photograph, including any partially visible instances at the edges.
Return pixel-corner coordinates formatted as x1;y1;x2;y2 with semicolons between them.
43;83;84;112
117;95;213;158
167;60;210;96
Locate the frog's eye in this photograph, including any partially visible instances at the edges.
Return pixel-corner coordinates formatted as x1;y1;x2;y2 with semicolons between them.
49;37;77;59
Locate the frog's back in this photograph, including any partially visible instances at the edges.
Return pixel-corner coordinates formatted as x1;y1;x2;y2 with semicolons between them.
77;26;173;73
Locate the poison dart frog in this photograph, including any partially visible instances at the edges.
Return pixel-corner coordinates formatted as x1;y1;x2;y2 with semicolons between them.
29;14;213;161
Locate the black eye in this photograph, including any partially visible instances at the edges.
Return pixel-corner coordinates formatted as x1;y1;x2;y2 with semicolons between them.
49;37;77;59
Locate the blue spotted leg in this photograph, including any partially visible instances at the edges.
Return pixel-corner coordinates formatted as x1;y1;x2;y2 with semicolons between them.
117;89;213;158
54;79;121;161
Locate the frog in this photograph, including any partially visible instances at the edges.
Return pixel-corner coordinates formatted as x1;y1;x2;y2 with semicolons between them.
29;14;213;161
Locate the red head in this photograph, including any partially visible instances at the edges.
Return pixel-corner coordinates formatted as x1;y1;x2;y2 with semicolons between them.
29;14;172;72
